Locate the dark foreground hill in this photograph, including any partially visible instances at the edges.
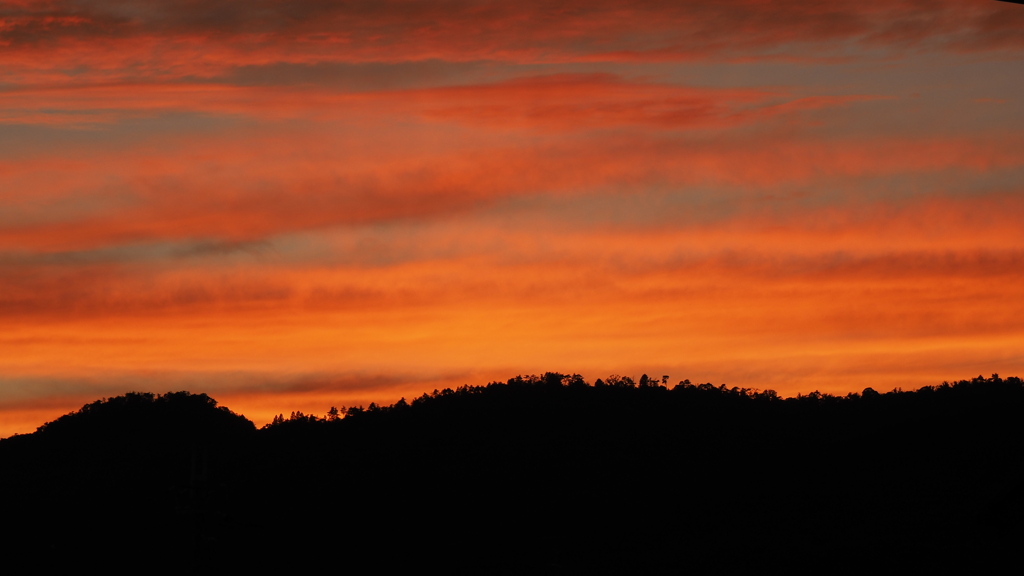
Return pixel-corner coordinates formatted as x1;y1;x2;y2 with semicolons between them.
2;374;1023;573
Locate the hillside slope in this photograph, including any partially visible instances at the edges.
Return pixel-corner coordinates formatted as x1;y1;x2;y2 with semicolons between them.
2;375;1022;573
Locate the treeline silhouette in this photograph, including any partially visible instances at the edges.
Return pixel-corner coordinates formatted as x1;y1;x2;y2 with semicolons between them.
2;374;1022;573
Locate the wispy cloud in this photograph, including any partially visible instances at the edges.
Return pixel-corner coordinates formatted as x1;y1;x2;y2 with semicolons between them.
2;0;1023;436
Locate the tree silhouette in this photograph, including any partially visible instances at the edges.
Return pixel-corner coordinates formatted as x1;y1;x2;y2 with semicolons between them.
2;374;1022;572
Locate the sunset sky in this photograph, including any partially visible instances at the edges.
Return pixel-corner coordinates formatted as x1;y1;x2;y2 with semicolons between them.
2;0;1023;435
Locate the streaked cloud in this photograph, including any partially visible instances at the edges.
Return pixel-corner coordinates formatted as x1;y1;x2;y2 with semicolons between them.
2;0;1023;436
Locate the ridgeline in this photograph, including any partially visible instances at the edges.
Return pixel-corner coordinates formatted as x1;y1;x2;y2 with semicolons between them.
2;374;1022;573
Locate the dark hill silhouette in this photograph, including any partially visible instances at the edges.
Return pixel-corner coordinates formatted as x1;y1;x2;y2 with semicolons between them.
34;390;255;440
0;392;255;570
2;374;1023;573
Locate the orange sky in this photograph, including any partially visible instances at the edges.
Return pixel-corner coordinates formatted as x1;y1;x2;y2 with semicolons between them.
2;0;1023;436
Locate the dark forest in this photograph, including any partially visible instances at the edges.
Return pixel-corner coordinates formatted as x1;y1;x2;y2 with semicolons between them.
2;374;1022;573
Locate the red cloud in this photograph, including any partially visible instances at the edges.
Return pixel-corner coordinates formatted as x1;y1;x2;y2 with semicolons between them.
2;1;1021;84
2;1;1024;437
2;125;1021;253
0;73;882;129
4;189;1024;318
